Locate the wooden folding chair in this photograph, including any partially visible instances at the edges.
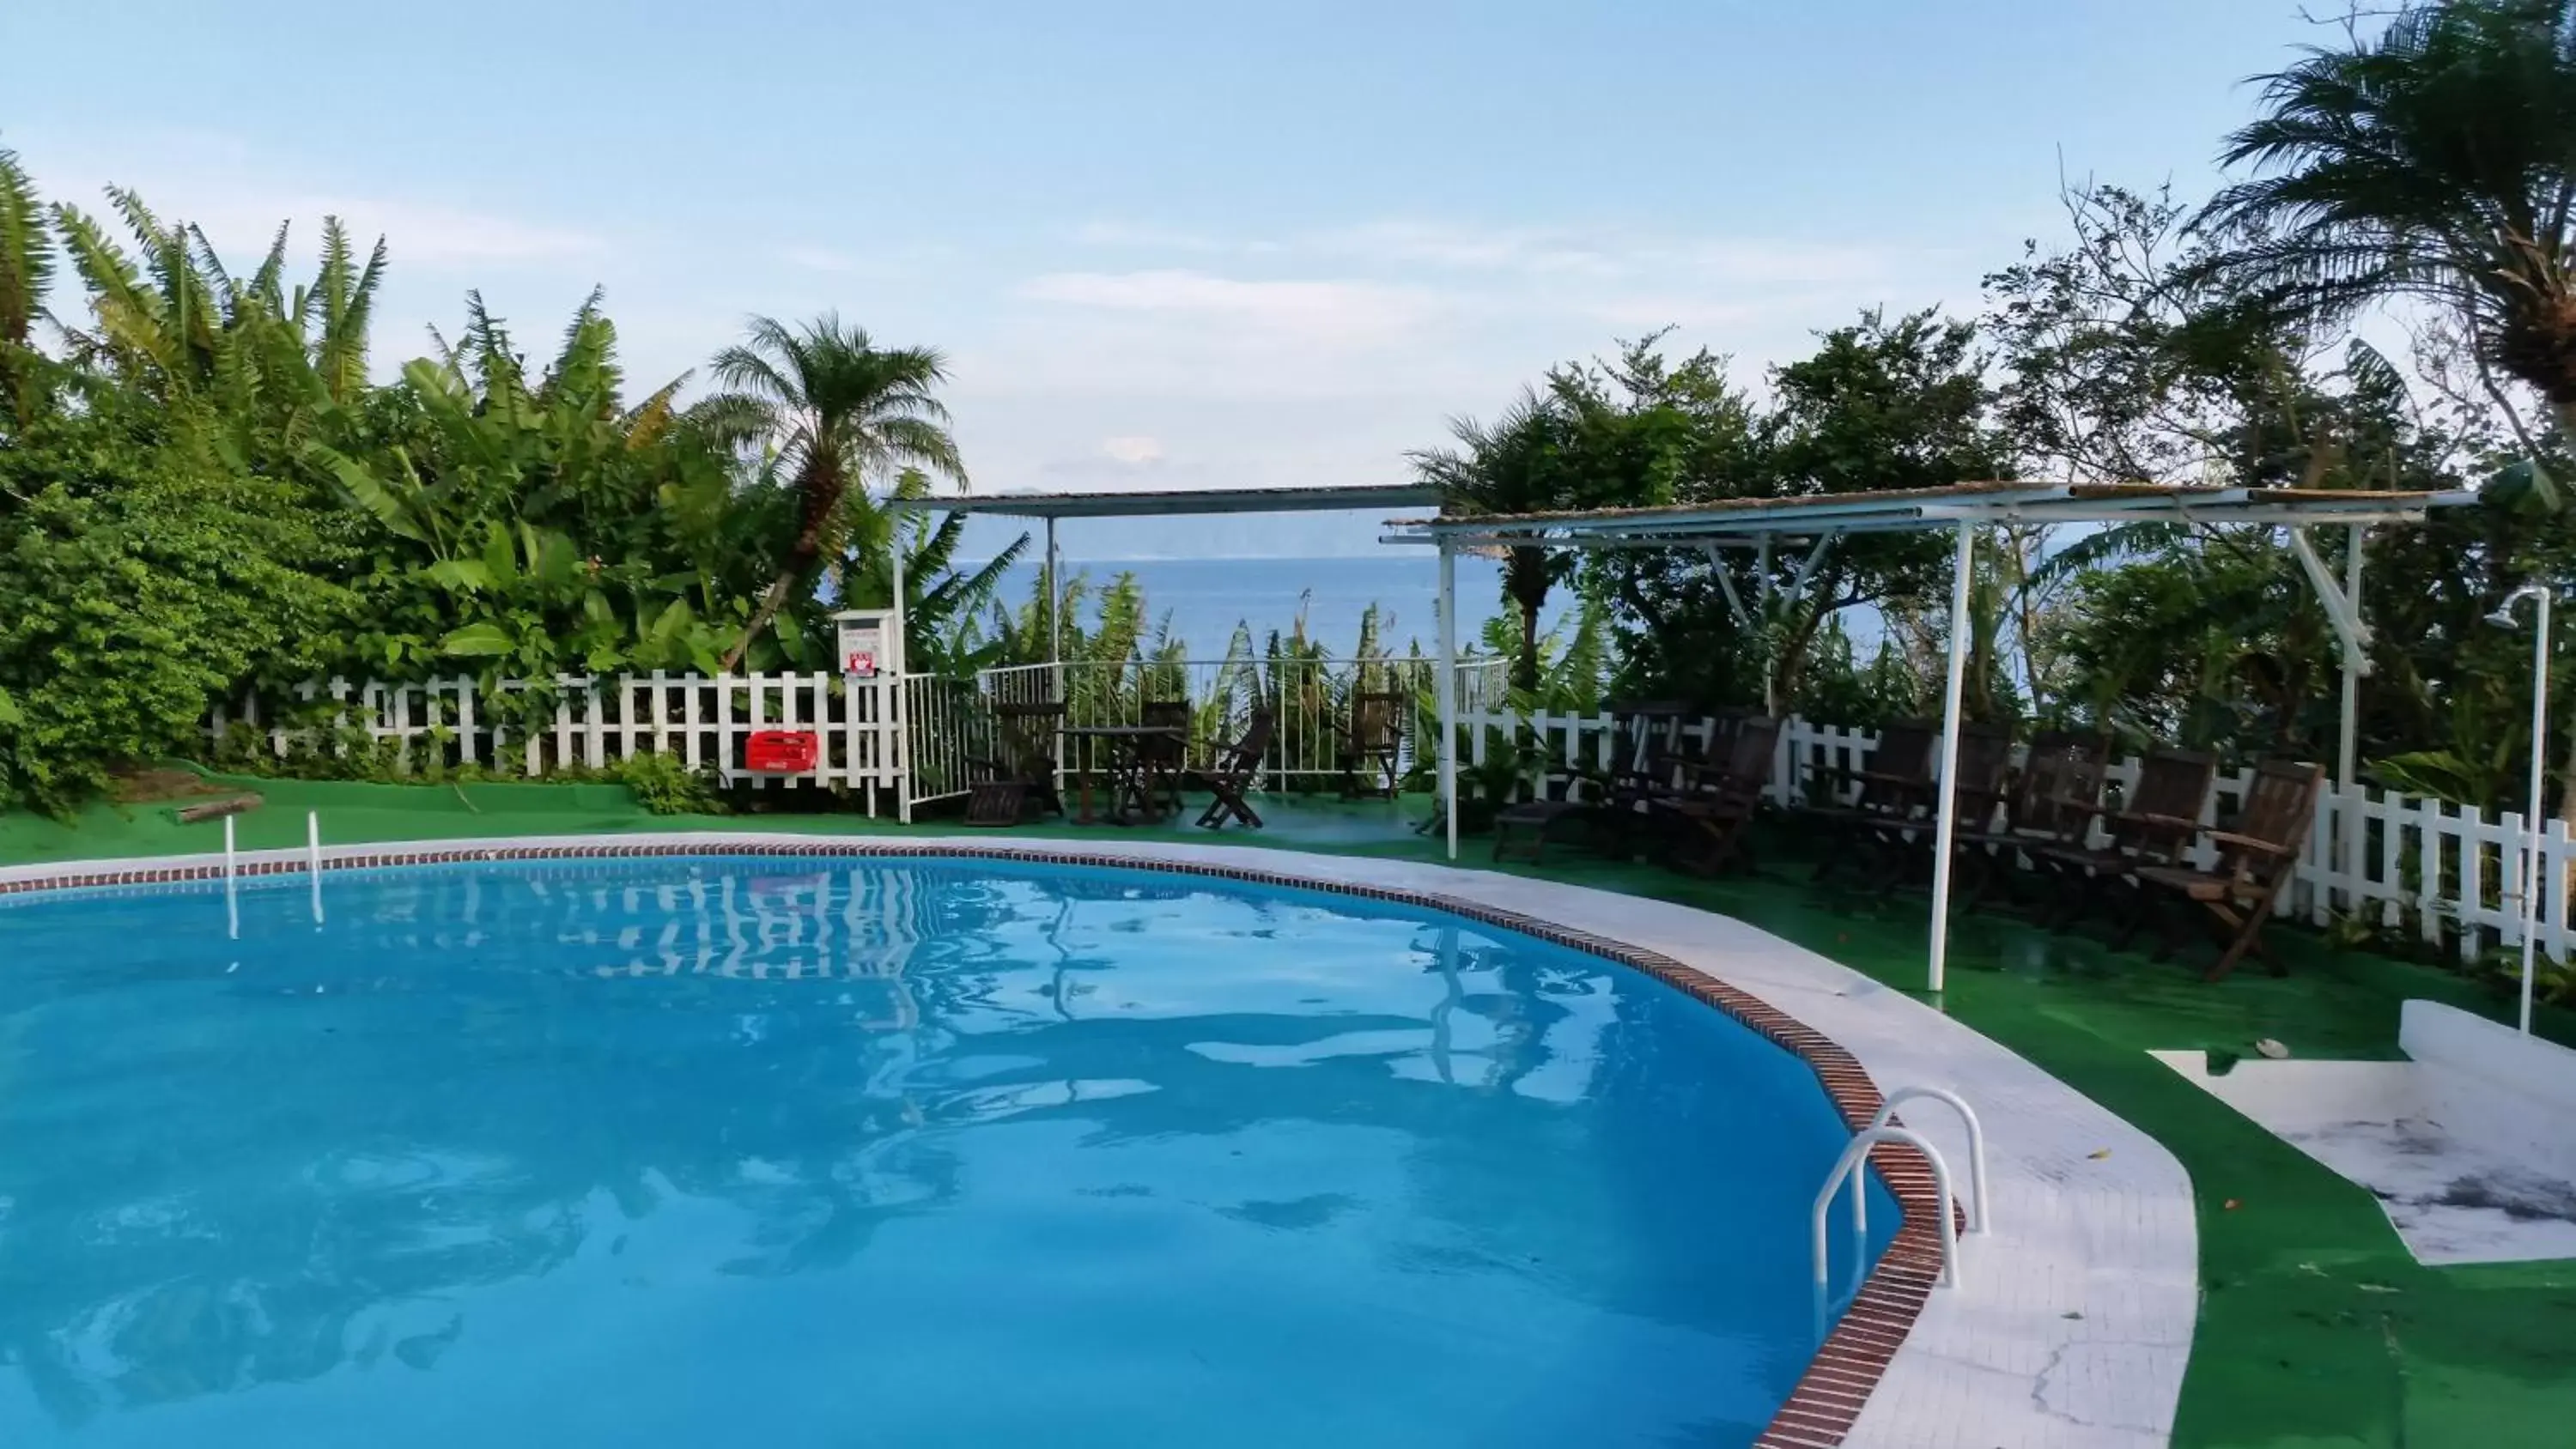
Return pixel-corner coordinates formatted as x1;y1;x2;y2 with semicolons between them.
1586;703;1720;860
2132;757;2325;980
1862;720;2018;891
1799;719;1938;885
1195;706;1274;830
963;701;1066;826
1337;690;1406;799
2037;746;2216;931
1139;699;1192;817
1649;713;1783;876
1953;733;2106;909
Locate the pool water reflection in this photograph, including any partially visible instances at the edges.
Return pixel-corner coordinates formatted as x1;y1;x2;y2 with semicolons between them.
0;856;1893;1447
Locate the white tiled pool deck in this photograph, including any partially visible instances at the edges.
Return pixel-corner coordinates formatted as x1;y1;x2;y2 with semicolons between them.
3;834;2201;1447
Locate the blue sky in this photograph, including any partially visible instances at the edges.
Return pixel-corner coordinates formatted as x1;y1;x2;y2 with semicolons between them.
7;1;2342;558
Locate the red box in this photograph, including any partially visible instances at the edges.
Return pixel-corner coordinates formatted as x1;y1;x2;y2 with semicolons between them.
744;730;820;773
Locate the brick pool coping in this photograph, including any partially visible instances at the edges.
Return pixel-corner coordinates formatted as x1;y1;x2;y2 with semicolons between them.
1;834;2190;1447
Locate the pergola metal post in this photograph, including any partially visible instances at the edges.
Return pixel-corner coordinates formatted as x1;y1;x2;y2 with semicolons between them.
1925;521;1975;995
2339;525;2364;791
1437;540;1459;861
1045;516;1062;701
891;525;910;823
2290;523;2376;915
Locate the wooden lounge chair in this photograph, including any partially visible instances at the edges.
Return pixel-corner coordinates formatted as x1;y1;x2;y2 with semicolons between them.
1138;699;1193;817
1953;733;2106;909
1599;700;1696;805
2131;757;2325;980
1870;721;2018;889
1800;719;1939;885
1195;706;1274;830
2036;746;2217;931
964;701;1066;827
1649;713;1783;876
1337;690;1406;799
1490;777;1594;864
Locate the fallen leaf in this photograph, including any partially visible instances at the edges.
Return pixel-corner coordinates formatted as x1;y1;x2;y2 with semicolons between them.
2223;1198;2242;1210
2087;1149;2112;1160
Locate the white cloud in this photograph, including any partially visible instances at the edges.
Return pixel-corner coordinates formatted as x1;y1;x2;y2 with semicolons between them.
780;244;865;273
1305;221;1621;277
1071;220;1226;252
1017;269;1437;347
273;197;599;266
1100;435;1164;465
27;134;602;270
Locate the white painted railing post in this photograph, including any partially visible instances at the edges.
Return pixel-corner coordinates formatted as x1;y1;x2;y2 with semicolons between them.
1868;1087;1990;1234
1812;1125;1962;1290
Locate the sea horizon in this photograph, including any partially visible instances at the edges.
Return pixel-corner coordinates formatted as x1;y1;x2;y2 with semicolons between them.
968;553;1558;660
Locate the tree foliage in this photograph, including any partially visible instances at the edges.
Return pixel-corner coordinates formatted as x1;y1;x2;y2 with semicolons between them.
0;149;1002;813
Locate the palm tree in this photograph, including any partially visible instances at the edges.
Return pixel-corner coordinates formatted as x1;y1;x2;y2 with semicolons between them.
2198;0;2576;436
0;145;54;424
1407;389;1567;691
707;314;964;668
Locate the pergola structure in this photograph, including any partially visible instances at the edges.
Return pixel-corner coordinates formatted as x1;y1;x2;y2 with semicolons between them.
884;481;1443;686
1383;481;2479;991
882;483;1446;818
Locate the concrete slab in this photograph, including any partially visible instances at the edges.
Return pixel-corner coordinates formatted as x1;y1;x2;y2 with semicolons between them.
2154;1044;2576;1266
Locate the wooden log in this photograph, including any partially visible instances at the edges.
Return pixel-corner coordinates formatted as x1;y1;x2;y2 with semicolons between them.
174;795;262;824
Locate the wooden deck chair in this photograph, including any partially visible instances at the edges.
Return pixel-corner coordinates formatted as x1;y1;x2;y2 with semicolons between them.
1139;700;1193;817
1799;719;1939;884
2036;746;2215;931
1491;703;1711;864
1953;733;2106;909
2132;757;2325;980
963;701;1066;826
1858;721;2016;891
1649;713;1783;876
1337;690;1406;799
1491;775;1595;864
1195;706;1274;830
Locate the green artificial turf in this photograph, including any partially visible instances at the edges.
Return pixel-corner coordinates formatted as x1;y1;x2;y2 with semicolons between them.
6;773;2573;1446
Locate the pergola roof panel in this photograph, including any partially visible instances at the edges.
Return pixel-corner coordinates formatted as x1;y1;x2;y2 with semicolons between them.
1382;481;2474;547
885;482;1443;520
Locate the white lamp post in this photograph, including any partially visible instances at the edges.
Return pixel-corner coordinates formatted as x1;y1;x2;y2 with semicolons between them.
2491;583;2552;1035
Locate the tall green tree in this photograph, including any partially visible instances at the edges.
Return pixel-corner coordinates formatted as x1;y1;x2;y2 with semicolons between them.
2200;0;2576;439
1407;390;1568;690
0;145;52;425
706;314;964;667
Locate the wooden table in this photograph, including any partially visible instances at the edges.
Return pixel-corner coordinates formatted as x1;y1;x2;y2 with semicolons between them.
1061;724;1187;824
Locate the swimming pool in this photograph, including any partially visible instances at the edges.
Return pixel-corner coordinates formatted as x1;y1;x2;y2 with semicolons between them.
0;853;1895;1446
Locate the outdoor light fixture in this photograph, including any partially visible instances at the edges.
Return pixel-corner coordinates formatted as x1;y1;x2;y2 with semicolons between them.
2489;583;2552;1034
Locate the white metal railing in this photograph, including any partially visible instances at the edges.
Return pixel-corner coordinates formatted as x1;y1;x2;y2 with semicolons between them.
902;673;993;808
973;656;1454;790
1454;658;1510;718
208;671;905;804
1813;1125;1963;1292
1458;700;2576;966
1869;1087;1989;1235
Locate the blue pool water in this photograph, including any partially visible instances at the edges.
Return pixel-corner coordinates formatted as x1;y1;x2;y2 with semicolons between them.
0;857;1893;1446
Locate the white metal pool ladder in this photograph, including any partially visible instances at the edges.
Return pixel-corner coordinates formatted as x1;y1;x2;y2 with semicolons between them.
1811;1085;1989;1292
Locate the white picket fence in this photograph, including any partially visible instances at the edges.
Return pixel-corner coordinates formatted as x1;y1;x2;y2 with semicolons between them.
1459;703;2573;964
208;672;908;805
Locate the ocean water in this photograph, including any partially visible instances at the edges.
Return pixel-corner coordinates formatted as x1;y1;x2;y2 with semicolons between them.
0;856;1892;1448
985;555;1566;660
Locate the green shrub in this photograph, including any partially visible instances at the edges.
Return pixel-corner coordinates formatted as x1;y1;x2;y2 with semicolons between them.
614;749;725;815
